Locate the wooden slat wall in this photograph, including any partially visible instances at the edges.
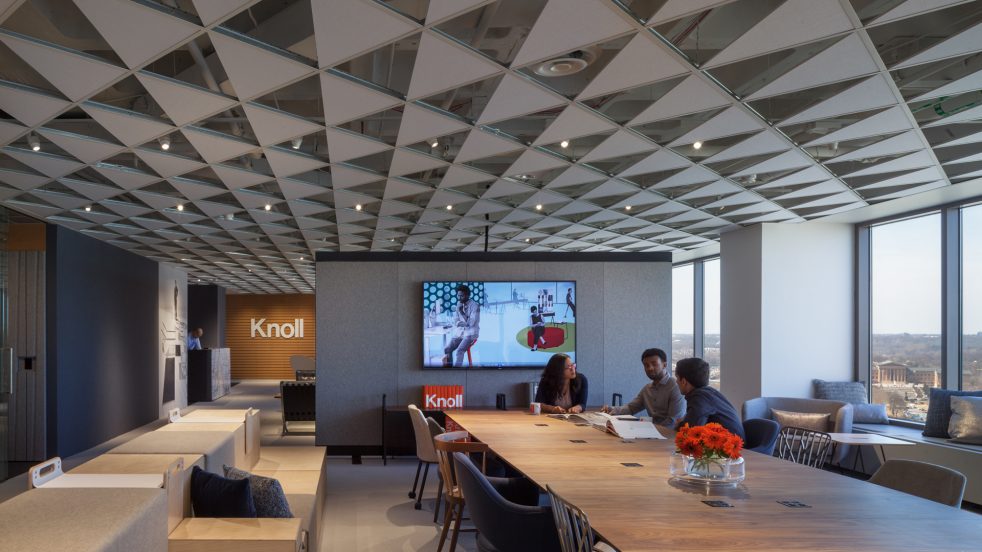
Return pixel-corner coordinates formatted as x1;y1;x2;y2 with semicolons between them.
226;294;315;380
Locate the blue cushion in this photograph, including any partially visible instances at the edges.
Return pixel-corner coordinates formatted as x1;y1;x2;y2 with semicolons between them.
852;403;888;424
923;388;982;438
223;465;292;518
813;379;867;404
190;466;257;518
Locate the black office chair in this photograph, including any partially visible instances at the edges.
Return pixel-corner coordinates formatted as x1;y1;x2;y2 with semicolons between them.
743;418;780;456
453;452;561;552
280;380;315;435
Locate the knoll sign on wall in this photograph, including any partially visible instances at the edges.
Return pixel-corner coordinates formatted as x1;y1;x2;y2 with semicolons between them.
226;294;315;379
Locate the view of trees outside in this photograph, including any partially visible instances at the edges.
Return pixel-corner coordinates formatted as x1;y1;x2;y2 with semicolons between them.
870;214;941;422
704;259;721;390
672;264;694;369
963;204;982;391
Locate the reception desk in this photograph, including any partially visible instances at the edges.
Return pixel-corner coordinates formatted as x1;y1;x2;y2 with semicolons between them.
187;348;231;403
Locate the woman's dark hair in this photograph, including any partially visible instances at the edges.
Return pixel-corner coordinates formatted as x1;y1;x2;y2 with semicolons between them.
675;357;710;388
530;306;537;313
538;353;580;403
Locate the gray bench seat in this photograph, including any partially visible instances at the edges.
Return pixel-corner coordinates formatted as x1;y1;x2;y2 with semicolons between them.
108;430;236;472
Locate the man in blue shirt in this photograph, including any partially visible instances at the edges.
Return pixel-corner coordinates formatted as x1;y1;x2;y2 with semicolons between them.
187;328;203;350
674;357;745;439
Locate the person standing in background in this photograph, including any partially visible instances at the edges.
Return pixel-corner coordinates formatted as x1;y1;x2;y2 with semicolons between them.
188;328;203;350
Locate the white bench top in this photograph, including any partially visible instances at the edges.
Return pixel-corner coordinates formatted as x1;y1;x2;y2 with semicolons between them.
38;473;164;488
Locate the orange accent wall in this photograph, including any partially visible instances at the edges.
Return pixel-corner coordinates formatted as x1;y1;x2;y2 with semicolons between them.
226;294;315;380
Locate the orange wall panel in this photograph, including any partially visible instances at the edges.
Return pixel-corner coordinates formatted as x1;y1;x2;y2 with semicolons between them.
226;294;315;380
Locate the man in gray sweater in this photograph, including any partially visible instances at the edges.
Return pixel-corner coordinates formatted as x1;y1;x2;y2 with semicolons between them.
602;348;686;427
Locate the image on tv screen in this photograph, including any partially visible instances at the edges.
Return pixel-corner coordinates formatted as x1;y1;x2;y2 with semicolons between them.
423;281;576;369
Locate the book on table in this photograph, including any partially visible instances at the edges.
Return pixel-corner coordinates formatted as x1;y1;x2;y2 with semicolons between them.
549;412;666;439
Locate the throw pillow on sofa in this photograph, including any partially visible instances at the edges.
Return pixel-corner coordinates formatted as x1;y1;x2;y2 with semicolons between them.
771;409;831;433
190;465;257;518
923;388;982;438
224;465;293;518
947;396;982;445
852;403;889;424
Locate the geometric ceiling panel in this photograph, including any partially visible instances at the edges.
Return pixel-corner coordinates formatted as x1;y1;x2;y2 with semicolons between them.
706;0;853;68
533;104;618;146
779;75;898;127
389;148;448;177
476;74;566;125
60;178;125;201
263;147;328;179
3;147;84;179
0;82;71;127
133;148;207;179
325;128;392;163
181;126;259;164
451;129;525;165
617;149;690;179
806;106;912;147
504;149;568;178
406;31;503;100
73;0;201;69
577;33;689;100
82;102;175;147
830;131;924;163
425;0;491;25
844;149;935;178
167;177;226;200
510;0;635;68
579;130;657;163
190;0;255;26
37;128;125;164
911;67;982;103
209;30;315;101
0;167;51;190
648;1;737;26
311;0;419;68
731;149;814;178
869;0;968;26
629;76;731;126
0;32;127;102
747;34;879;100
669;106;763;146
93;164;161;190
892;21;982;69
923;103;982;128
319;73;402;126
0;120;26;146
241;103;323;147
136;72;238;127
395;103;470;147
210;164;273;190
703;130;788;165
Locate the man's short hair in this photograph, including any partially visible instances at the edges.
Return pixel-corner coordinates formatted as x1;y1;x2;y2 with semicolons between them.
455;284;470;296
641;348;667;363
675;357;710;388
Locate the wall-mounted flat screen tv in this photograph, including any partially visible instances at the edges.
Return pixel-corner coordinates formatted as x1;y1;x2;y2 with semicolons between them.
423;281;576;369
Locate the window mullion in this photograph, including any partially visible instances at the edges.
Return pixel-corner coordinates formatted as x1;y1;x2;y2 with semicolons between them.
942;208;961;390
694;261;704;358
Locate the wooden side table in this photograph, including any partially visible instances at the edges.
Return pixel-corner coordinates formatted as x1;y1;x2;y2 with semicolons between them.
169;518;305;552
827;432;915;472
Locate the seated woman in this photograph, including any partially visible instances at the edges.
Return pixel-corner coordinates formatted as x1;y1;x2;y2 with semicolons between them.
535;353;588;414
530;306;546;351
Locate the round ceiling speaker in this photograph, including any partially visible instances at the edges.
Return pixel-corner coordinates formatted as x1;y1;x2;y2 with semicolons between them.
532;47;599;77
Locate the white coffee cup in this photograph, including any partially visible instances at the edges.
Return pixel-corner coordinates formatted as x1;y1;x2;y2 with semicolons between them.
530;402;541;415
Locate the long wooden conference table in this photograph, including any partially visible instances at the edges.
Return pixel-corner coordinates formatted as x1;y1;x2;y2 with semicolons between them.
446;411;981;551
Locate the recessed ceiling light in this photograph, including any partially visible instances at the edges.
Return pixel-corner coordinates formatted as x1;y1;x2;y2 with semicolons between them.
159;135;170;151
535;204;543;211
524;238;530;242
355;204;362;211
176;204;184;211
430;139;439;148
84;205;91;212
693;141;703;150
28;133;40;152
625;205;632;211
299;256;304;261
446;205;452;210
264;204;271;211
560;140;569;149
291;137;303;150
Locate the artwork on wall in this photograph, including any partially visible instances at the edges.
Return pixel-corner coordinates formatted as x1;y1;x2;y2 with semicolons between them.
159;265;188;412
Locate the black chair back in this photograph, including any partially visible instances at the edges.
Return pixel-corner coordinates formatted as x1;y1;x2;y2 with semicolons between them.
743;418;780;456
776;426;832;468
281;381;315;422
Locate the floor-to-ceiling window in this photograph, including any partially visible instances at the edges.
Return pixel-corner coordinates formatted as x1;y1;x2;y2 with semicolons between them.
671;264;694;368
963;204;982;391
703;258;721;389
672;257;720;389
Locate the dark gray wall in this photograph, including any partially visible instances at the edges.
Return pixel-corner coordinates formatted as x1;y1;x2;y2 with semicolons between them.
188;284;226;348
46;226;159;457
315;256;671;447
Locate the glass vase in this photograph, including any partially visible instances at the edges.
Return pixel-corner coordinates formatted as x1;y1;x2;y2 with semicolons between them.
669;452;745;485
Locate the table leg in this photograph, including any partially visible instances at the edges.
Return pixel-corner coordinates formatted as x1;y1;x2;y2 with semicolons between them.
381;393;387;466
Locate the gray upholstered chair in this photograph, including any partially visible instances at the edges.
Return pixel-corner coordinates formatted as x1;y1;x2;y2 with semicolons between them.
407;404;442;513
869;459;967;507
742;397;853;463
547;484;618;552
743;418;780;456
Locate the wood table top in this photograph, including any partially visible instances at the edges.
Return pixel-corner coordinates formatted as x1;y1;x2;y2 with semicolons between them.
446;410;981;552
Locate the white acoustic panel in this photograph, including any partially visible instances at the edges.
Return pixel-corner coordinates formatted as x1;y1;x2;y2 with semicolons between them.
241;103;323;146
579;130;657;163
779;75;897;127
0;83;70;127
38;129;124;164
396;103;470;147
0;33;127;101
136;72;237;127
533;104;617;146
83;102;175;147
73;0;200;68
577;33;688;100
320;73;402;126
893;22;982;69
477;74;566;125
629;76;730;126
748;34;878;100
210;31;315;100
455;129;524;164
312;0;419;68
325;127;392;163
407;31;503;100
511;0;634;68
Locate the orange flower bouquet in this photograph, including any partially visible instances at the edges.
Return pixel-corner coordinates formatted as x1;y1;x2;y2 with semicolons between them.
670;423;745;483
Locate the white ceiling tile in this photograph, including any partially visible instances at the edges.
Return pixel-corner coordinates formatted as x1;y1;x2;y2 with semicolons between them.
134;148;207;178
511;0;634;68
476;74;565;125
320;73;402;126
136;72;238;127
747;34;878;100
181;126;259;163
703;130;787;164
0;33;127;102
545;164;607;188
332;165;385;188
209;30;315;100
278;177;327;201
578;33;688;100
383;177;432;200
426;0;494;25
0;82;70;127
93;164;161;190
706;0;852;68
0;167;51;190
395;103;470;147
944;151;982;165
504;149;569;177
806;106;911;147
311;0;419;68
924;102;982;127
325;127;392;163
731;149;813;177
843;150;935;177
533;104;617;146
648;0;736;25
669;106;763;147
131;189;183;210
389;148;448;176
0;119;27;146
912;67;982;103
406;31;503;100
241;102;323;146
38;128;124;164
579;130;656;163
264;146;328;178
190;0;256;26
628;76;730;126
830;131;924;163
779;75;898;127
893;21;982;69
211;163;273;189
454;129;524;164
83;102;175;146
870;0;968;26
167;176;226;200
59;177;124;201
73;0;201;68
439;164;496;187
3;147;84;178
617;149;690;178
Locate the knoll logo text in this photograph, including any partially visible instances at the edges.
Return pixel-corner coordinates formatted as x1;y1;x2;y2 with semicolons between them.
250;318;305;338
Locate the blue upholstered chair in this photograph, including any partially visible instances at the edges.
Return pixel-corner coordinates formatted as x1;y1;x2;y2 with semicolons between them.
743;418;780;456
453;452;561;552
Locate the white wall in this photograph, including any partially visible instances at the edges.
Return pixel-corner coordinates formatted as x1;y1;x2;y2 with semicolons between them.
722;223;854;408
